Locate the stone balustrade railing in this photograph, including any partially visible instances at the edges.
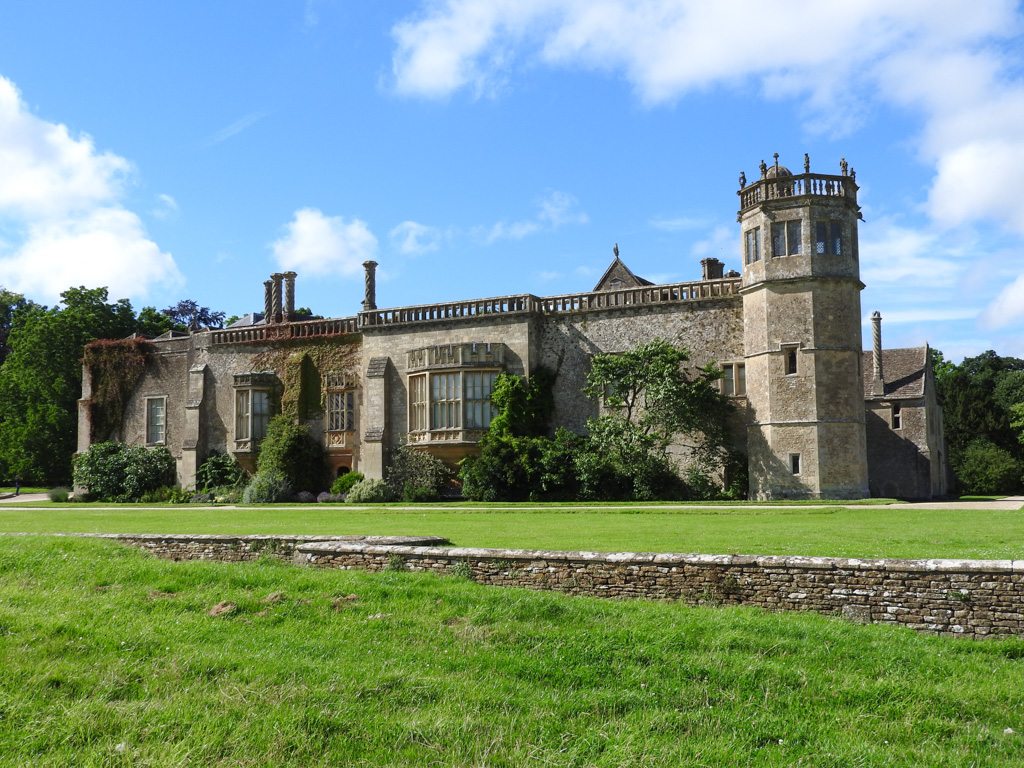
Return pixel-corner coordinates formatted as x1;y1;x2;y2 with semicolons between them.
738;172;855;213
209;316;359;345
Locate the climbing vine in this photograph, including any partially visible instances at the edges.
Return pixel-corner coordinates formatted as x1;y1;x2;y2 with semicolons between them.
250;336;361;420
84;337;153;442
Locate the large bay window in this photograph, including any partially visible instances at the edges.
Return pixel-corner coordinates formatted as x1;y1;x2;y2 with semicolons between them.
406;342;504;443
772;220;802;257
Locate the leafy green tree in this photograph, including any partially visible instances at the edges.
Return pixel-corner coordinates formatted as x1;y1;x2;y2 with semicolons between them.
955;439;1022;495
582;338;734;499
386;443;452;501
161;300;226;330
937;350;1024;492
929;348;957;384
136;306;177;336
0;287;37;369
0;287;140;483
254;415;327;493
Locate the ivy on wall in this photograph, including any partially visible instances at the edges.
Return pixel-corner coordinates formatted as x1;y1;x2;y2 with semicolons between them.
250;336;361;421
84;337;153;442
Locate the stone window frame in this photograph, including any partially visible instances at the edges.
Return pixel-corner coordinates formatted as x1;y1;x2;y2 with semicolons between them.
145;396;167;446
407;369;500;434
232;372;278;452
771;219;802;257
783;344;800;376
324;374;357;433
744;227;762;264
790;453;801;476
891;402;902;430
814;220;843;256
720;362;746;396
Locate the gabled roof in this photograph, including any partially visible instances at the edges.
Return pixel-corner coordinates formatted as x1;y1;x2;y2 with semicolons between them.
592;255;654;292
862;346;930;400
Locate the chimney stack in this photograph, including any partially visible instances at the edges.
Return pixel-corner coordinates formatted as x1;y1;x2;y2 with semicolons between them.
871;310;884;396
362;260;378;311
701;258;724;281
271;273;283;321
283;271;297;318
263;280;273;323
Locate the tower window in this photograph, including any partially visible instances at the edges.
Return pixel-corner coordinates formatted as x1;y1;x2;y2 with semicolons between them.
745;227;761;264
721;362;746;396
790;453;801;475
771;220;802;257
891;403;902;430
784;346;798;375
815;221;842;255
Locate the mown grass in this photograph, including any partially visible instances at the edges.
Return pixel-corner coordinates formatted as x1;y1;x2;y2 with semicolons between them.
2;503;1024;559
1;535;1022;767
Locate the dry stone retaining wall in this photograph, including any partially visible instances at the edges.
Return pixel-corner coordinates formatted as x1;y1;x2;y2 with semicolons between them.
88;534;1024;639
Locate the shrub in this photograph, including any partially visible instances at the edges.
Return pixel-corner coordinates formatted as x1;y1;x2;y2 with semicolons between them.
955;439;1022;495
402;484;439;503
197;451;247;491
212;487;242;504
190;492;216;504
242;470;293;504
345;478;393;504
330;472;364;495
386;445;451;498
48;487;70;503
72;442;177;502
140;486;176;503
317;492;345;503
294;490;317;503
256;415;327;493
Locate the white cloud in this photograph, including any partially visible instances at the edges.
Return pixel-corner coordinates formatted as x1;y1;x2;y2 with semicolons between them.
979;272;1024;330
389;220;442;255
482;189;586;243
390;1;1024;240
690;225;732;259
0;75;181;302
152;193;179;220
1;208;183;300
859;219;964;288
200;111;268;148
272;208;378;277
650;215;706;232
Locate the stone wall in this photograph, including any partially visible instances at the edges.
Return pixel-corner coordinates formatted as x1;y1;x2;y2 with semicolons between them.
92;534;1024;639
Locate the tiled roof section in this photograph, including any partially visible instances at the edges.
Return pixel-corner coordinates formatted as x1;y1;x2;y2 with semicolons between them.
862;347;928;399
366;357;389;378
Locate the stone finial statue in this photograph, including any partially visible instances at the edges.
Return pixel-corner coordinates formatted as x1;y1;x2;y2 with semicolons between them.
739;171;747;189
613;243;619;258
759;159;767;179
362;260;378;311
840;158;848;176
850;168;856;182
773;152;779;171
803;153;810;173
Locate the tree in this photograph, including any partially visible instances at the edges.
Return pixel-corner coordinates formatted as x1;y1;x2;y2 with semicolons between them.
938;350;1024;494
0;287;36;369
0;287;139;483
253;415;327;493
136;306;177;336
161;300;226;330
929;348;956;384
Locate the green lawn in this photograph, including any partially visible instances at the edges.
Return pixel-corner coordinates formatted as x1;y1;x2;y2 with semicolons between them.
1;535;1022;767
2;502;1023;559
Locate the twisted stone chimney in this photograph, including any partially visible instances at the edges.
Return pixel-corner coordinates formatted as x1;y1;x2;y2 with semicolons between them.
362;260;378;311
871;311;884;396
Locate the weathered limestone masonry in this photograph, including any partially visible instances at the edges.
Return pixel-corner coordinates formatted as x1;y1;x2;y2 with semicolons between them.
80;534;1024;639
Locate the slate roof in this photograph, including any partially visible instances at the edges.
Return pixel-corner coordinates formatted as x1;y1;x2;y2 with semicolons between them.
862;346;929;400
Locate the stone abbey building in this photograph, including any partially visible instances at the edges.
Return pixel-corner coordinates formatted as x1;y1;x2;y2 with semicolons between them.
77;155;949;500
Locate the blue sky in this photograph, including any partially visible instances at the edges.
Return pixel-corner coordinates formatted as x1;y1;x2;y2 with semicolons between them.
1;1;1023;362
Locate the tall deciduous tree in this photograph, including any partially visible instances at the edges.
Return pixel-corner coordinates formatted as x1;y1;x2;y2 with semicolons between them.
0;287;139;483
581;338;735;499
0;287;36;369
161;300;226;330
938;350;1024;493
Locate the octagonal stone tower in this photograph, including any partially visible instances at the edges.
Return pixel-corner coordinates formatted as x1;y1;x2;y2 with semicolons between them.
737;154;869;499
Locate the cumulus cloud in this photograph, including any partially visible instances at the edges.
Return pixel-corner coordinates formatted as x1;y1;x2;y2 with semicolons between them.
390;0;1024;239
271;208;378;276
0;76;182;301
859;218;964;288
152;193;179;220
389;220;442;255
979;272;1024;330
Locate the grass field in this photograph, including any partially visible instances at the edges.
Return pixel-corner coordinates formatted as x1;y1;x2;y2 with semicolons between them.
2;502;1023;560
1;535;1022;767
